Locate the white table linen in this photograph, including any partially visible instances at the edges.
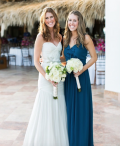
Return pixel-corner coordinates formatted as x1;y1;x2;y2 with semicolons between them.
9;47;34;66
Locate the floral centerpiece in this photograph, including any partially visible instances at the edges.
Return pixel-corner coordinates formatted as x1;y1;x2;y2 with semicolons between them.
1;37;8;44
94;38;105;52
21;36;34;47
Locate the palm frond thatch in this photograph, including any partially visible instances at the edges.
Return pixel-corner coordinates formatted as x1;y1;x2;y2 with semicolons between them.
0;0;105;29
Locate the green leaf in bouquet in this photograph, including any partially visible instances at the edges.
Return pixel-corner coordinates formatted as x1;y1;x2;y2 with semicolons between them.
45;66;50;74
62;68;67;74
70;67;74;71
46;66;49;70
56;66;61;70
46;70;50;74
63;70;66;74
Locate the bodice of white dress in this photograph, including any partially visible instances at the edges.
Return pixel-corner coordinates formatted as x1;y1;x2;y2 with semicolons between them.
38;42;63;94
42;42;61;63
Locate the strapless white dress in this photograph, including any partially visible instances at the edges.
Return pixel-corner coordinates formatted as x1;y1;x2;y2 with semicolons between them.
23;42;69;146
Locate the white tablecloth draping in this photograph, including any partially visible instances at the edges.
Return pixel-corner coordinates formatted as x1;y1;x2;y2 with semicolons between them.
9;47;34;66
86;56;105;85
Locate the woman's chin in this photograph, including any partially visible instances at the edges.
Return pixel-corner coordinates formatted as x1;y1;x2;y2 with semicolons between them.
47;24;55;28
49;26;54;28
69;28;77;32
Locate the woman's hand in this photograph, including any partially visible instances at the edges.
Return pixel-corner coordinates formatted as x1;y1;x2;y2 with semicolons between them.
44;73;58;87
48;80;58;87
73;69;83;77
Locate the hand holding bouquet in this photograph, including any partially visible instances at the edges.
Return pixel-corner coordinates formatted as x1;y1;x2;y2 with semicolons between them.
45;62;67;99
66;58;83;92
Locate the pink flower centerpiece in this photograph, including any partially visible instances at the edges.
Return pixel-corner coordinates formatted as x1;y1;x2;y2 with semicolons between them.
21;36;34;47
1;37;8;44
95;38;105;52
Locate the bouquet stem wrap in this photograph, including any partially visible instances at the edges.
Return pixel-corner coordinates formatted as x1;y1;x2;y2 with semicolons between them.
53;85;58;99
75;77;81;92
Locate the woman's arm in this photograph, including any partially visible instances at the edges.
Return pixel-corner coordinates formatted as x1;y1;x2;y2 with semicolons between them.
34;34;46;78
74;34;97;77
60;52;66;62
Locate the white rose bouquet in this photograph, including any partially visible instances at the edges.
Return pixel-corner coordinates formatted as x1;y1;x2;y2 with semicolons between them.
45;62;67;99
66;58;83;92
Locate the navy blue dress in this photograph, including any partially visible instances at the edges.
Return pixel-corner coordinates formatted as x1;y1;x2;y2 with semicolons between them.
64;44;94;146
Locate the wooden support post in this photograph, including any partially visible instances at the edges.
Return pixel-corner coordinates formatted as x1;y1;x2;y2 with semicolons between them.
0;37;1;57
24;25;27;33
0;26;7;69
0;26;1;57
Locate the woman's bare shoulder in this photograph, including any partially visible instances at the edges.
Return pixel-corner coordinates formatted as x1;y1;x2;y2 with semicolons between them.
84;34;92;44
37;33;44;40
58;33;62;41
35;33;44;45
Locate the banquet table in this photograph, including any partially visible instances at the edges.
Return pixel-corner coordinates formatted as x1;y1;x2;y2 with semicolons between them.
9;47;34;66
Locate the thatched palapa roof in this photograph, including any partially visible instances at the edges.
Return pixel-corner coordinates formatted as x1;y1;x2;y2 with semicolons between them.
0;0;105;29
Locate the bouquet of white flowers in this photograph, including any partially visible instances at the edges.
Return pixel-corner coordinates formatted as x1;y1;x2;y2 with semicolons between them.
45;62;67;99
66;58;83;92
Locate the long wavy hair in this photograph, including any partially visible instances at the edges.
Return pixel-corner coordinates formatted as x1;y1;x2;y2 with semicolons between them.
64;11;86;48
38;7;60;41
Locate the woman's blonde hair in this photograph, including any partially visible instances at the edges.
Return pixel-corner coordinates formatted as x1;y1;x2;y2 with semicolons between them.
38;7;60;41
64;10;86;48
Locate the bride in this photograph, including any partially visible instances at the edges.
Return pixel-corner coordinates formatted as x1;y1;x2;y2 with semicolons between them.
22;7;69;146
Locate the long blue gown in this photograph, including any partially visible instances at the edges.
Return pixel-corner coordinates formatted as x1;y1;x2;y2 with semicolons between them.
64;44;94;146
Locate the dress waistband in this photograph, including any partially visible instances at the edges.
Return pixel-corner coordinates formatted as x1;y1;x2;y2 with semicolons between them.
43;60;61;63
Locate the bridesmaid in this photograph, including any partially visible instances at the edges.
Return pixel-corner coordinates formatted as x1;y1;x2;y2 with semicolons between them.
61;11;97;146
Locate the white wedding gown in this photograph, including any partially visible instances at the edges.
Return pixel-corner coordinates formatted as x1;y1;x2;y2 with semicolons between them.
23;41;69;146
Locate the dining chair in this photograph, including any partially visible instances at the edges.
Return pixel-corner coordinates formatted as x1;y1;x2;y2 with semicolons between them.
21;46;32;66
94;52;105;85
1;44;16;66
